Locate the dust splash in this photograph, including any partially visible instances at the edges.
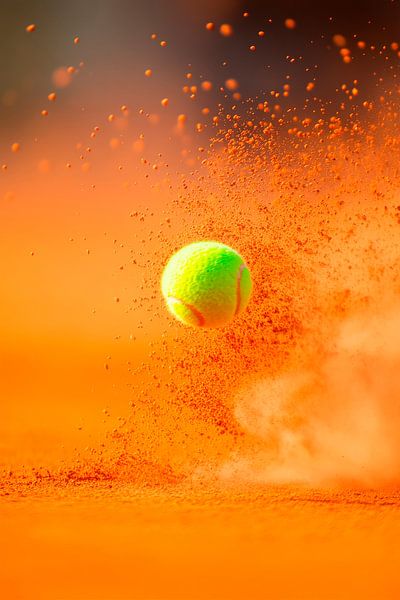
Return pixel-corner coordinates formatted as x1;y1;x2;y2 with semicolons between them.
91;98;400;489
210;106;400;488
225;305;400;487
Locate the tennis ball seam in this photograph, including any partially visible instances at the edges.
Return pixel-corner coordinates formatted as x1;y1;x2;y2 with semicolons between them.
168;262;247;327
168;296;206;326
235;263;246;316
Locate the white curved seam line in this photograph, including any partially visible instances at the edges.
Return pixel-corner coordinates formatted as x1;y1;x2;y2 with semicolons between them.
168;296;206;326
235;263;246;315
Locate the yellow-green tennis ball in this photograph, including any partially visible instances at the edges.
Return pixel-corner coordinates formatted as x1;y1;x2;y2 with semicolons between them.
161;241;252;328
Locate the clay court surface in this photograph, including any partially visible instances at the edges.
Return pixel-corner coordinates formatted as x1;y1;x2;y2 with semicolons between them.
2;476;400;599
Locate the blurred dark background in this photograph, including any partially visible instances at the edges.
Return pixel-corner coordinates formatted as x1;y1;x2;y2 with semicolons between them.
1;0;400;140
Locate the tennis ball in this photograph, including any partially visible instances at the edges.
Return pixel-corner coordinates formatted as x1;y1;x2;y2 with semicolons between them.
161;241;252;328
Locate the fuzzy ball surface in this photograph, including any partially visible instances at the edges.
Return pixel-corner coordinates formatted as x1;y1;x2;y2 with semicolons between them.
161;241;252;328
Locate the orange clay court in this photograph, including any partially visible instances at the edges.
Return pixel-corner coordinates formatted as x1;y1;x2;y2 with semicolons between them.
1;2;400;599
